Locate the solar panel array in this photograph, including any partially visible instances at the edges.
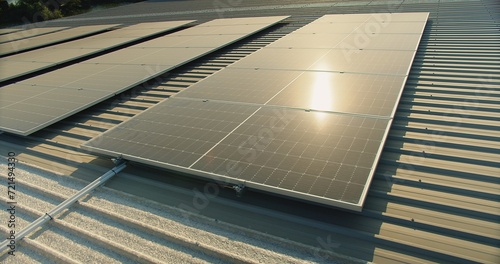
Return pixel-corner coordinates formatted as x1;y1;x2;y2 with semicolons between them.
0;21;196;82
0;25;120;56
83;13;428;211
0;16;288;136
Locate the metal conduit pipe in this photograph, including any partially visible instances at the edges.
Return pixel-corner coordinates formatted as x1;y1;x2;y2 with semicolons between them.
1;159;127;250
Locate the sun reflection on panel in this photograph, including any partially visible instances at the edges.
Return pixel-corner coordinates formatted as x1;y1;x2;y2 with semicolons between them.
310;72;332;111
310;71;336;115
308;71;335;127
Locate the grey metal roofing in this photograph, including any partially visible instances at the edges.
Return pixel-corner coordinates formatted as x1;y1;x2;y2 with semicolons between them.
0;0;499;263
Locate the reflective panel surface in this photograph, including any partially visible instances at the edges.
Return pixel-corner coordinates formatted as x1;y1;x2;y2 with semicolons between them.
0;28;22;35
0;25;115;56
309;49;417;75
268;71;407;116
191;107;390;204
175;68;301;104
0;21;194;82
176;68;407;117
86;99;259;168
0;16;288;136
267;34;349;49
230;48;331;71
83;13;428;211
0;27;67;44
0;84;108;134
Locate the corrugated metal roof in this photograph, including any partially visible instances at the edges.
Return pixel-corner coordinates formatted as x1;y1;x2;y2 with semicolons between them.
1;0;499;263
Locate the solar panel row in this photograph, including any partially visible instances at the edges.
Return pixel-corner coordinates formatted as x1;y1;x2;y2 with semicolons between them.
0;21;195;82
0;28;23;36
0;16;289;136
83;13;428;211
0;25;118;56
0;26;67;44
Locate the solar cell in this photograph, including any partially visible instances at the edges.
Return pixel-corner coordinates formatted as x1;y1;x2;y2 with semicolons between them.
83;13;428;211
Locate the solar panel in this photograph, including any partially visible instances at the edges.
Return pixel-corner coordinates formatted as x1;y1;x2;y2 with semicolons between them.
18;63;164;91
0;83;109;134
230;48;417;75
268;33;422;50
0;28;22;36
231;48;331;71
189;106;391;205
338;33;423;50
0;16;289;136
175;68;301;104
85;99;260;168
177;68;407;117
0;25;117;56
0;26;66;44
267;34;349;49
308;49;417;75
173;24;280;36
134;34;261;49
198;16;296;27
0;61;53;81
313;12;429;23
80;47;210;65
83;13;429;211
0;21;195;82
383;12;430;22
84;98;390;207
